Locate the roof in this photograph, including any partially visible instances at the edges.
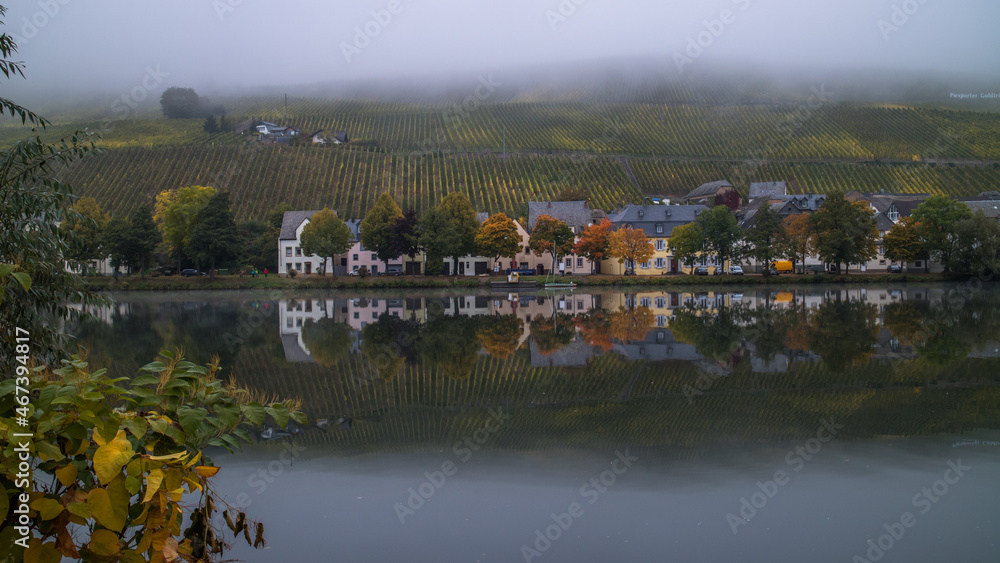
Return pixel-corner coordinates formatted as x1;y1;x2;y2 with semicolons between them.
875;213;896;232
279;210;320;240
966;201;1000;219
607;204;709;237
612;329;703;362
685;180;734;200
476;212;490;224
345;218;362;240
867;195;926;218
331;132;349;142
527;201;592;232
749;181;787;200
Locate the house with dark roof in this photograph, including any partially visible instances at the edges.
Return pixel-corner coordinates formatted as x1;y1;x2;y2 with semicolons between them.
748;181;788;201
682;180;742;209
279;211;407;276
527;201;594;233
523;201;599;275
603;204;709;274
846;192;937;272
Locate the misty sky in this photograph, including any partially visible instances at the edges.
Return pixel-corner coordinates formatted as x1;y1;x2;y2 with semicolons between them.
5;0;999;96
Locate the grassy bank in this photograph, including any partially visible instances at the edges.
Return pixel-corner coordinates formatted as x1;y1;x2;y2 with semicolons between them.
84;272;954;292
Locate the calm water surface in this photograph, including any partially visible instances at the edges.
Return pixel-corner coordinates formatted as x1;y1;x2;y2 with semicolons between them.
72;284;1000;562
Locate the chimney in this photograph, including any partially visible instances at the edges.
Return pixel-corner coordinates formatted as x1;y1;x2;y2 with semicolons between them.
548;202;551;209
584;200;588;209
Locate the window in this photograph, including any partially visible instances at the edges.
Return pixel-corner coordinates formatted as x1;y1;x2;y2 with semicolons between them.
296;318;302;327
577;258;583;268
655;240;666;251
656;224;663;233
655;315;668;326
295;262;301;271
524;246;530;254
641;260;651;269
371;253;377;261
655;258;666;269
655;297;666;308
577;300;584;309
285;263;292;272
639;297;652;307
305;301;312;313
295;247;302;257
915;261;923;267
286;318;293;328
520;262;528;269
285;247;292;257
353;312;359;319
353;254;359;261
565;258;572;268
372;312;378;319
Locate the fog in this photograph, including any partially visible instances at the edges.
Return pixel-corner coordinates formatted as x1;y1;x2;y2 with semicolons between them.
5;0;999;103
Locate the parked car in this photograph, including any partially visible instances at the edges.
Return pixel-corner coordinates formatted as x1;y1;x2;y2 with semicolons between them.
712;267;724;275
180;269;205;277
694;266;709;276
887;264;902;274
729;265;744;275
386;265;404;276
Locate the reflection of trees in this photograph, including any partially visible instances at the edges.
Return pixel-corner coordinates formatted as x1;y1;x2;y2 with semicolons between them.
476;314;524;360
740;304;795;362
422;314;481;379
807;299;879;372
911;293;1000;365
607;306;654;344
574;310;613;352
362;313;418;380
530;313;576;355
670;305;744;364
301;317;352;367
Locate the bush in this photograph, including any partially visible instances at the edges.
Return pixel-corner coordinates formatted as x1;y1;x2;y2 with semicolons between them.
287;268;297;278
357;266;369;278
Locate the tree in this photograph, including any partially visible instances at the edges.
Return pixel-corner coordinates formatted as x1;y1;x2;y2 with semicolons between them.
607;306;654;343
668;222;705;273
910;195;972;270
160;86;200;118
154;185;216;272
574;218;613;271
744;205;785;276
882;216;924;271
808;193;878;273
529;215;576;274
130;204;161;278
474;212;520;263
530;313;576;355
696;205;742;269
203;114;219;134
608;226;654;272
783;213;812;274
187;191;242;278
476;314;524;360
388;209;421;275
301;317;353;366
419;192;479;275
946;211;1000;275
101;217;135;277
360;192;404;264
61;196;109;275
299;208;352;275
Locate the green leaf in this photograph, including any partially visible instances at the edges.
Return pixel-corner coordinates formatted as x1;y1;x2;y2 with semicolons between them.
177;405;207;435
266;403;290;429
233;428;253;444
30;498;64;520
11;271;31;291
66;501;92;519
139;361;168;373
92;430;133;484
34;440;64;462
215;403;240;428
291;411;308;425
121;417;148;439
130;374;160;387
240;403;266;425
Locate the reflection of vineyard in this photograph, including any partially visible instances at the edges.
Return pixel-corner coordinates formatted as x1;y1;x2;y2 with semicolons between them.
232;342;1000;453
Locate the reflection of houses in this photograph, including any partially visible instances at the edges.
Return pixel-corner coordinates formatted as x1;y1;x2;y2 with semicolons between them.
612;329;702;362
490;293;600;324
279;298;346;362
530;338;594;368
345;297;404;331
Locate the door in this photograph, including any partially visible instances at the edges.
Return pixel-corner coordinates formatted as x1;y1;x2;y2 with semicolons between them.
304;262;312;274
475;261;488;275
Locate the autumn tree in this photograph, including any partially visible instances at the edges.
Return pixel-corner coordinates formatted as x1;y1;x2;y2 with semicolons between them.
360;193;404;264
609;226;654;272
573;218;613;272
743;205;786;276
808;193;878;273
474;212;521;264
782;213;812;273
696;205;742;269
530;313;575;355
910;195;971;270
529;215;575;274
154;185;216;271
187;191;242;278
476;314;524;360
667;222;704;273
388;209;421;274
61;196;109;275
299;208;352;275
882;216;924;271
607;306;654;343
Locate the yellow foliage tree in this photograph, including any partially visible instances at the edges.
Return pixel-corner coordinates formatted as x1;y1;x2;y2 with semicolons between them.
154;185;216;271
609;226;654;271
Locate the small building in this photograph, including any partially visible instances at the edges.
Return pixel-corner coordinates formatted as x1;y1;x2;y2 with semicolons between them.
682;180;742;210
603;204;709;275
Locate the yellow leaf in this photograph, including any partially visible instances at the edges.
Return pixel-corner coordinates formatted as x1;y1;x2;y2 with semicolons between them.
93;430;134;484
89;529;122;556
146;451;187;462
182;450;202;469
194;466;220;478
86;478;128;534
23;539;62;563
73;439;90;456
55;464;78;487
143;469;165;503
66;502;92;519
30;498;65;520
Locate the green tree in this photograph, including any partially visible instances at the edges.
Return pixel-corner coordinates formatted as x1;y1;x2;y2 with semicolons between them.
419;192;479;275
946;210;1000;275
388;209;421;275
882;216;924;271
474;212;520;263
203;114;219;134
696;205;742;269
101;217;135;277
299;208;352;275
529;215;575;274
61;196;110;275
160;86;200;118
744;205;785;276
476;314;524;360
154;185;216;271
187;191;242;278
360;192;403;264
910;195;971;271
130;204;162;278
667;222;705;273
808;193;878;273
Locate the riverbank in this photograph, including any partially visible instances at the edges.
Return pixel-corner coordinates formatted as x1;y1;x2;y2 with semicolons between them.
83;272;955;291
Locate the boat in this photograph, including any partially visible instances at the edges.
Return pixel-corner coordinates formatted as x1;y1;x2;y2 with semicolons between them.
490;271;538;291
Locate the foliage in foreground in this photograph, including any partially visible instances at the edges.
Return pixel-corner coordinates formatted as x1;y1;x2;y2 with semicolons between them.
0;350;305;562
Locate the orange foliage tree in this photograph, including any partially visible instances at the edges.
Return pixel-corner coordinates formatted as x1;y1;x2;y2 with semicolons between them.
609;226;654;271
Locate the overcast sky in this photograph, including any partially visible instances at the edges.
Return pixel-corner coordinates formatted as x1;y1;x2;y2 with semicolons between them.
4;0;999;96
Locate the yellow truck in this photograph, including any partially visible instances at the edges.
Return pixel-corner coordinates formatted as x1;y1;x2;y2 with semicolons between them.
770;261;794;274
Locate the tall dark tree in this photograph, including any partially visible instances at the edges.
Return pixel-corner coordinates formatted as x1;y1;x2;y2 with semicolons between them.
187;191;241;278
160;86;200;118
360;193;403;264
203;114;219;134
744;205;786;275
808;193;878;273
696;205;743;269
419;192;479;275
101;217;134;278
388;209;421;275
129;204;161;278
910;195;971;271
